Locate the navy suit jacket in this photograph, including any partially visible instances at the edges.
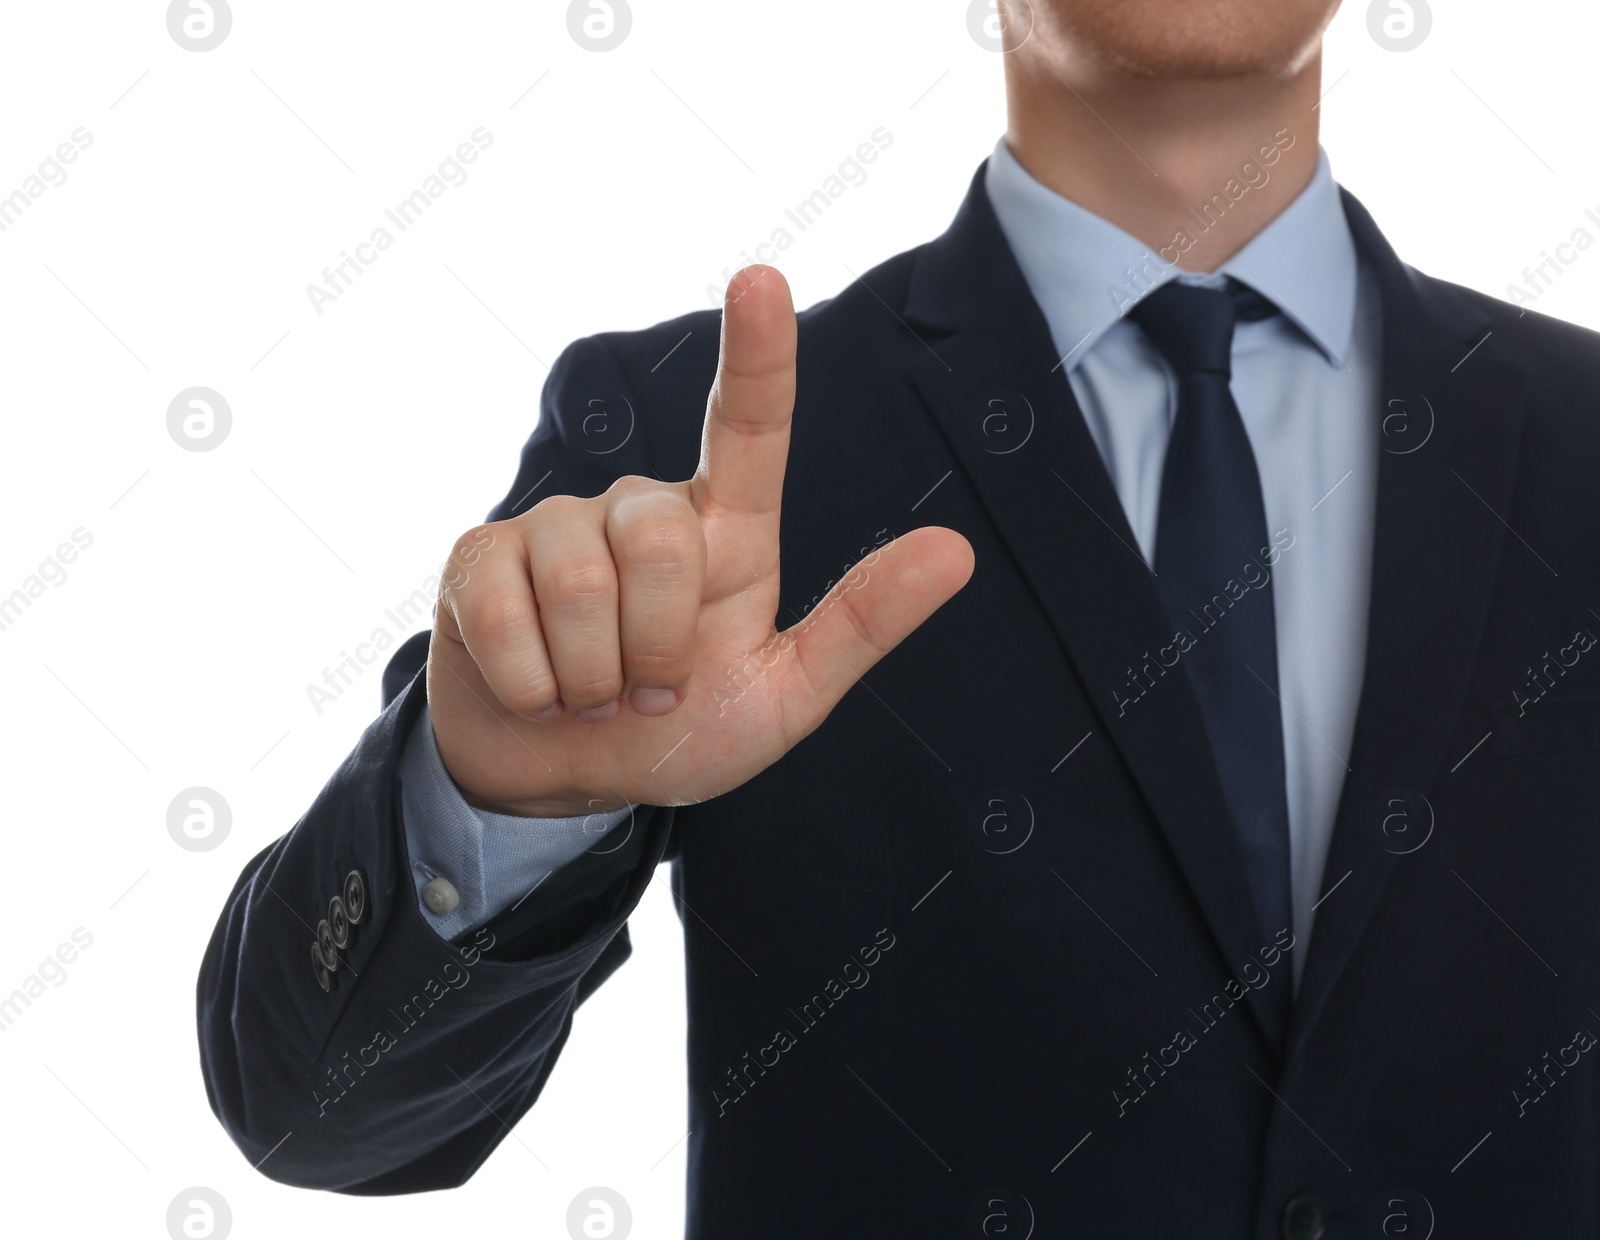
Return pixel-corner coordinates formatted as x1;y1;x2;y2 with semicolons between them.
199;163;1600;1238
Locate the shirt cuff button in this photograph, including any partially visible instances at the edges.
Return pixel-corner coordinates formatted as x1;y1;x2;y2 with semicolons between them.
422;876;460;916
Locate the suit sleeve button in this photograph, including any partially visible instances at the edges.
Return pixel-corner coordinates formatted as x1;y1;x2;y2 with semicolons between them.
329;897;351;947
316;918;339;966
422;877;460;916
311;941;332;991
1281;1193;1327;1240
343;870;367;924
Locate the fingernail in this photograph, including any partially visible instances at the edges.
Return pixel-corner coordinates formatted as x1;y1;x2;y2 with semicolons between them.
630;687;678;716
575;700;619;724
532;701;563;722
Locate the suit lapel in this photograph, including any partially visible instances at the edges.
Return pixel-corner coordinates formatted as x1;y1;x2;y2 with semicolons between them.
1284;191;1531;1061
902;166;1291;1054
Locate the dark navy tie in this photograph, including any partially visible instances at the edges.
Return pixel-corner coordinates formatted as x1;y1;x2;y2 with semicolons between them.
1130;279;1293;955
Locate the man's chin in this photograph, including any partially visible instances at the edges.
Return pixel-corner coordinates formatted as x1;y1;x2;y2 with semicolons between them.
1031;0;1336;82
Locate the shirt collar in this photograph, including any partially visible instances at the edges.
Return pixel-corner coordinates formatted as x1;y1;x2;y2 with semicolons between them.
983;136;1358;372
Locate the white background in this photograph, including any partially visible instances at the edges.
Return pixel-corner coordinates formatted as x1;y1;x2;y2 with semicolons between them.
1;1;1595;1236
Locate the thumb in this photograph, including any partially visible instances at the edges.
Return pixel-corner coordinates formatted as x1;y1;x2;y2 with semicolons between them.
779;527;975;729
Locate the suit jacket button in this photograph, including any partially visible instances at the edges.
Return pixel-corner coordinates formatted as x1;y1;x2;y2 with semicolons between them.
1281;1193;1327;1240
328;896;351;949
316;918;339;967
343;870;367;925
422;877;460;916
311;941;332;992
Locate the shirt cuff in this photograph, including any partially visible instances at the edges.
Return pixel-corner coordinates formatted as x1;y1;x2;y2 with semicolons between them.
398;703;635;940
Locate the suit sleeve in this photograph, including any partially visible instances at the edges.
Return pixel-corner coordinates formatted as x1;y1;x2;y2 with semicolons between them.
195;335;680;1193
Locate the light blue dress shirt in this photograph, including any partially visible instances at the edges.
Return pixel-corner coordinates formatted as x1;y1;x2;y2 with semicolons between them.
402;137;1382;988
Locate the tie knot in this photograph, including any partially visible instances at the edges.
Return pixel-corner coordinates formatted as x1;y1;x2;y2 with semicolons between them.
1129;278;1276;380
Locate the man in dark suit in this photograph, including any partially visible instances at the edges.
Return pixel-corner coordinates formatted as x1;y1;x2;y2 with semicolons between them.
198;1;1600;1235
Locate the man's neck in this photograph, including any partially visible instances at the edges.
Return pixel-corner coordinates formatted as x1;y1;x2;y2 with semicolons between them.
1004;53;1323;272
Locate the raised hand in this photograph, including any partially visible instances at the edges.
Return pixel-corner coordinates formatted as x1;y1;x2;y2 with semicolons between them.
426;265;974;818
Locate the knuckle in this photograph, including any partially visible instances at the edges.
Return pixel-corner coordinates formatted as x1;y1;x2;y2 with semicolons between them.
468;591;536;645
500;678;559;717
625;642;693;683
619;512;698;569
451;522;499;566
528;492;587;526
560;668;625;705
540;556;616;605
836;589;886;653
605;473;657;497
443;523;505;593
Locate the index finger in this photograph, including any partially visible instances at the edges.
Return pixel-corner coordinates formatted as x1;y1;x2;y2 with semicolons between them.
693;264;796;522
